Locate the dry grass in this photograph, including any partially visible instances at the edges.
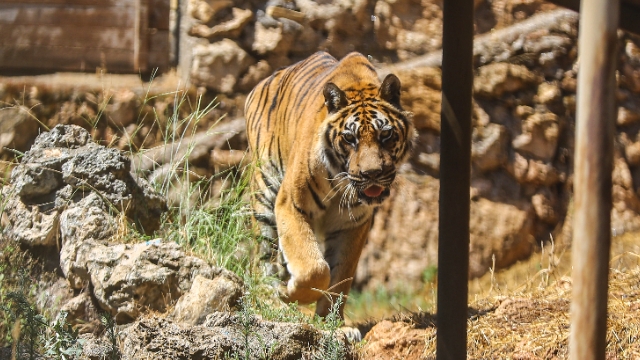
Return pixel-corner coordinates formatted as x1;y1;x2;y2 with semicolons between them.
447;233;640;359
360;232;640;359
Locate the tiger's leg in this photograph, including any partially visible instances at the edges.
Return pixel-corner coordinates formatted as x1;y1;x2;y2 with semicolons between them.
315;220;372;319
275;191;331;304
250;161;288;280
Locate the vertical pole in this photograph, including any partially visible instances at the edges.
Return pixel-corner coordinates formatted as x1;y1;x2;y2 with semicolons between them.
570;0;619;359
436;0;473;359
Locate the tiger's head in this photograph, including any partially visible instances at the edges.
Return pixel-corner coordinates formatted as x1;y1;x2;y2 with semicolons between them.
318;74;414;205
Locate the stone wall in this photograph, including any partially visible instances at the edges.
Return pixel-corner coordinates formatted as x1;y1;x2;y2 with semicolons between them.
2;1;640;293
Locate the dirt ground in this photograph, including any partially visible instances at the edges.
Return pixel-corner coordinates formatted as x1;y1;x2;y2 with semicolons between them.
357;231;640;359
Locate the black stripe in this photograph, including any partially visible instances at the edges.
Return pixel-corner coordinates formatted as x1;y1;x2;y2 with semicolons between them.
351;212;367;224
277;140;284;171
293;201;309;217
324;148;341;172
255;193;274;210
307;181;326;210
308;157;320;187
325;229;343;241
254;213;277;228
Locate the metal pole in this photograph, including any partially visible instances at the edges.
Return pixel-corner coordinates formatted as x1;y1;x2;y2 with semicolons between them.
570;0;619;359
436;0;473;358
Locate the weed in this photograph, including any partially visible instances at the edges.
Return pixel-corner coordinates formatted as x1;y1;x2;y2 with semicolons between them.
346;285;435;321
43;311;84;360
3;272;47;360
314;294;348;360
101;313;120;360
422;265;438;284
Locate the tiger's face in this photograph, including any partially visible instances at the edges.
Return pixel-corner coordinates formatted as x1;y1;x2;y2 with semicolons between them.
319;74;414;205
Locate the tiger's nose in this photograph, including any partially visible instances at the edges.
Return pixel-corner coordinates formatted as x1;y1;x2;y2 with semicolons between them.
361;168;383;179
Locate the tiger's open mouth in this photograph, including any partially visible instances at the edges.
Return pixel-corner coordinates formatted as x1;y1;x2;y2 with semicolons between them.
363;185;384;197
359;184;391;203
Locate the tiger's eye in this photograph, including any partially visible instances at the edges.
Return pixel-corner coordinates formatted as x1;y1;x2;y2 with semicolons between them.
342;132;356;144
380;128;393;142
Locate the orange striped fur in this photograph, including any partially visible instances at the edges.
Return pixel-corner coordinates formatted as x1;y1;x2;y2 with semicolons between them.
245;51;414;318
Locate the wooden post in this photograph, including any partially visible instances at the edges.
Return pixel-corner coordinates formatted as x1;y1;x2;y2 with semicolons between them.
570;0;619;359
436;0;473;358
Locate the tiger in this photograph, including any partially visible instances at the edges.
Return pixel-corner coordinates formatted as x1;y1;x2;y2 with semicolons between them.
245;51;414;320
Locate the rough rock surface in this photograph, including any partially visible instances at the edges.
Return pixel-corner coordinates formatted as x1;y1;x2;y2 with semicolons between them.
356;175;535;290
2;125;243;326
360;319;429;360
3;0;640;299
169;274;243;325
3;124;166;241
119;313;355;360
0;106;40;157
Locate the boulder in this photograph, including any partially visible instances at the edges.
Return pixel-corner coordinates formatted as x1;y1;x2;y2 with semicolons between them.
472;123;509;173
468;198;534;277
189;7;253;39
0;106;41;156
356;174;536;290
190;39;256;93
4;126;247;324
169;274;243;325
512;112;559;162
83;240;236;323
119;314;355;360
2;125;167;249
474;63;540;98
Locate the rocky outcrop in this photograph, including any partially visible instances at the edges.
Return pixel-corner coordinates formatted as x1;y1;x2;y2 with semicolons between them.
1;125;355;358
356;175;534;288
354;10;640;290
119;314;355;360
179;0;555;92
1;125;242;327
3;0;640;301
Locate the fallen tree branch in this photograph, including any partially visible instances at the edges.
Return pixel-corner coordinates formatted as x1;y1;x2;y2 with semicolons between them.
380;9;579;74
130;117;246;173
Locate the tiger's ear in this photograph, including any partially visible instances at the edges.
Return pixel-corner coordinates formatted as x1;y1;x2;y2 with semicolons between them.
380;74;402;109
323;82;348;113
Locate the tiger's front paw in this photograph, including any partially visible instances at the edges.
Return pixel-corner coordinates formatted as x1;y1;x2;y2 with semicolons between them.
284;261;331;304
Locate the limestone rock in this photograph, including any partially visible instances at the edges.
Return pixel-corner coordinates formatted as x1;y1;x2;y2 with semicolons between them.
252;21;296;56
3;124;166;244
396;67;442;132
512;112;559;162
59;192;117;288
237;60;273;93
535;81;562;105
468;198;534;277
189;7;253;39
474;63;540;98
617;106;640;127
190;39;256;93
60;292;102;333
169;274;243;325
510;153;561;186
105;89;137;128
68;239;239;324
1;186;62;247
188;0;233;23
356;175;439;291
120;314;355;360
622;133;640;166
472;123;509;173
531;189;558;224
356;174;536;290
373;0;442;58
0;106;40;156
